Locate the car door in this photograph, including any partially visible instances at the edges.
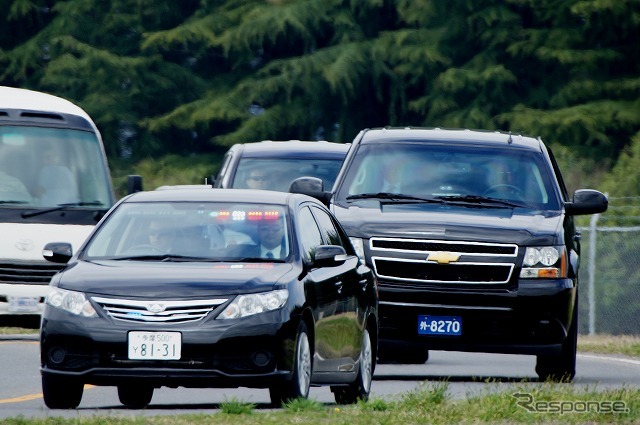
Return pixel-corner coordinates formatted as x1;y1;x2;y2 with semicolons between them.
297;205;344;375
308;205;364;373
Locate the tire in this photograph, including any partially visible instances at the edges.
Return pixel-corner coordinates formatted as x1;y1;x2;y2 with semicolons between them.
117;384;154;408
42;375;83;409
536;303;578;382
332;328;374;404
269;321;312;407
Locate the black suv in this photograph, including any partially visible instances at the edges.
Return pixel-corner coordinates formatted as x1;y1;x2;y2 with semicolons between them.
292;127;608;381
214;140;349;192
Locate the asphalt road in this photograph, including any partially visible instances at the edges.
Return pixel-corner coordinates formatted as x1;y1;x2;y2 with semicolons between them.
1;337;639;419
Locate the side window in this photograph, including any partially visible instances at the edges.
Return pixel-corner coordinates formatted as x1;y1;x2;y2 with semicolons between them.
297;206;324;262
215;152;234;187
310;206;351;251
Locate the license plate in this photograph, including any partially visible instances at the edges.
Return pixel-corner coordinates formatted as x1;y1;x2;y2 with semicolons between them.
128;331;182;360
8;296;40;313
418;315;462;336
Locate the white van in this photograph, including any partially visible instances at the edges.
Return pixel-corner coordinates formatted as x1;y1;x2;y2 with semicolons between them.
0;86;116;316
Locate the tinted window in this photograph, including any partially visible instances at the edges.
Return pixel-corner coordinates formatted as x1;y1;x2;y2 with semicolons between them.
84;202;289;260
310;206;346;248
231;158;344;192
337;143;561;209
297;206;323;262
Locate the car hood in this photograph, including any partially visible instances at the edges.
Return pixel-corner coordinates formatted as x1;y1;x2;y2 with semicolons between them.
332;203;565;245
55;260;294;298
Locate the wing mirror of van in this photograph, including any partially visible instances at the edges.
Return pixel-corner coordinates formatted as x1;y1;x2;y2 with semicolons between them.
127;175;144;194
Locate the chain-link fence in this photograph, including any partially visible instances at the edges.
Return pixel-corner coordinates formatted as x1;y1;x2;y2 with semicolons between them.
577;196;640;336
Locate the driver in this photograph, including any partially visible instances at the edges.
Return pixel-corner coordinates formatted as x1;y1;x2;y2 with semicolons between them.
148;219;175;252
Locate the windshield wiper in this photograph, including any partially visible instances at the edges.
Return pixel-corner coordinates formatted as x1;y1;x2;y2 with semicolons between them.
21;201;105;218
346;192;446;204
0;200;29;204
113;254;220;262
436;195;524;208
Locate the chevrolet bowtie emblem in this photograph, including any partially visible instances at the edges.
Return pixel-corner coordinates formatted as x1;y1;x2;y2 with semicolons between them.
427;252;461;264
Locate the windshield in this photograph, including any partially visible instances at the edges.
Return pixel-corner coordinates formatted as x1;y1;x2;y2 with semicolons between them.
84;202;290;261
231;157;344;192
336;143;561;210
0;126;112;208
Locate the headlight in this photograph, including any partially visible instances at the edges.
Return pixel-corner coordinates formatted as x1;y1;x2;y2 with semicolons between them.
46;287;97;317
349;237;365;260
218;289;288;319
520;246;566;279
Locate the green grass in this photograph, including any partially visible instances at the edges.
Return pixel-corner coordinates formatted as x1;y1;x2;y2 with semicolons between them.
2;384;638;424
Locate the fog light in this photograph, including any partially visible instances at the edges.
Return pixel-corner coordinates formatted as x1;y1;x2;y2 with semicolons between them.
49;347;66;364
252;351;272;367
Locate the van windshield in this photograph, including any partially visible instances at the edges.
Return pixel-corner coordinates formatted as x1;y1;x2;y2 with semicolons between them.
0;126;112;208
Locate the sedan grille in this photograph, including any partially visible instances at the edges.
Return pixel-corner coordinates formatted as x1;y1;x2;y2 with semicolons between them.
91;297;228;323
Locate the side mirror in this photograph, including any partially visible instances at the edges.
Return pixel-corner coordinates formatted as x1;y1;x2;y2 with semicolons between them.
43;242;73;264
289;177;332;206
312;245;348;267
565;189;608;216
127;175;144;194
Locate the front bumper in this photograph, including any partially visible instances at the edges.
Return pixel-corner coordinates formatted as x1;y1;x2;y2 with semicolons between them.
378;278;576;356
40;306;299;388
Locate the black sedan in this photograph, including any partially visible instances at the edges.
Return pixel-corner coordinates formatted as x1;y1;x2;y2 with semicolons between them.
40;189;378;409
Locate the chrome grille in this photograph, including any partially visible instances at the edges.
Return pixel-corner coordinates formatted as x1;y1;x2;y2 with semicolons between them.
371;238;517;256
92;296;228;323
0;261;64;285
369;238;518;285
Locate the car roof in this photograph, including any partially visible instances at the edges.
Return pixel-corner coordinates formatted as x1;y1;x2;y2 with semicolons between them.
124;188;316;206
235;140;350;158
0;86;94;122
358;127;542;150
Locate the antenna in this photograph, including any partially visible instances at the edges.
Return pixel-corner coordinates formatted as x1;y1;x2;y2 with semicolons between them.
508;131;513;144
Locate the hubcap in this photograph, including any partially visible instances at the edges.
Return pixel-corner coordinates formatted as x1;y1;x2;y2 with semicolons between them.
297;332;311;396
361;330;372;392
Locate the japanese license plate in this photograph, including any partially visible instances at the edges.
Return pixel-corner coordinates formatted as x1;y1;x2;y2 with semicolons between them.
128;331;182;360
418;315;462;336
8;296;40;313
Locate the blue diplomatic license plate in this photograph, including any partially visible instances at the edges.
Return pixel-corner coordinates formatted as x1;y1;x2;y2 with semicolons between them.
418;315;462;336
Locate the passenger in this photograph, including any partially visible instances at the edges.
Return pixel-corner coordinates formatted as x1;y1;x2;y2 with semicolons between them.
0;170;32;203
35;147;79;206
229;218;287;259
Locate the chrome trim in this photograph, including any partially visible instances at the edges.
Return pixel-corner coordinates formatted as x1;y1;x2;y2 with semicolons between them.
380;300;513;312
369;237;518;257
92;296;228;323
372;256;514;284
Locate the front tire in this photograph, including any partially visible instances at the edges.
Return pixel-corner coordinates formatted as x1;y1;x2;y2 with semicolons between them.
269;321;312;407
42;375;83;409
536;303;578;382
117;384;154;408
332;328;374;404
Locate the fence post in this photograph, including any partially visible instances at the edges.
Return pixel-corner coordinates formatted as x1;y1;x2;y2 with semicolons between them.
587;211;600;335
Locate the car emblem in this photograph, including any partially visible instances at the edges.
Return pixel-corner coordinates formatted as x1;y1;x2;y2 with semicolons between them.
147;303;166;313
15;239;34;251
427;252;460;264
